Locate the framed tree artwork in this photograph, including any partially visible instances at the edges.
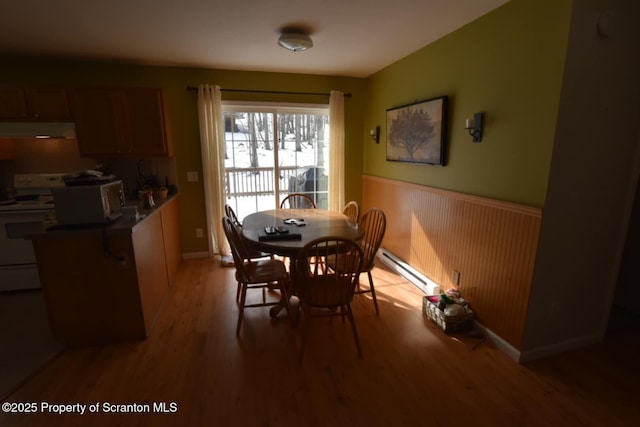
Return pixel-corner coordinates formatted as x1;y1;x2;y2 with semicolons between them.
386;96;448;166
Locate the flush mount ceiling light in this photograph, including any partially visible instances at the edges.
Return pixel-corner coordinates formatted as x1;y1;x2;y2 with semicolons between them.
277;32;313;52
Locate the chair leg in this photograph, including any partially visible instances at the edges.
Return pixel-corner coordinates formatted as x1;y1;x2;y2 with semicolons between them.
236;281;242;304
339;305;346;323
277;278;296;327
236;281;248;336
368;271;379;315
345;303;362;358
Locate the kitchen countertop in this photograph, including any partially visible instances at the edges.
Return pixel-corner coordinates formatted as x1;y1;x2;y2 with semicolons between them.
111;194;177;231
31;194;178;239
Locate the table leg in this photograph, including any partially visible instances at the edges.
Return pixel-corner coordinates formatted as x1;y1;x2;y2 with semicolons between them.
269;259;298;326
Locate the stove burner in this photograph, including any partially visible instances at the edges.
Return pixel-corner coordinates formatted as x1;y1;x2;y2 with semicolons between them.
14;194;39;202
0;196;55;212
0;173;64;212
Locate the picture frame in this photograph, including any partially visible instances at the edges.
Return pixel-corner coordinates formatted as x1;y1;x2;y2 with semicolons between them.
386;95;448;166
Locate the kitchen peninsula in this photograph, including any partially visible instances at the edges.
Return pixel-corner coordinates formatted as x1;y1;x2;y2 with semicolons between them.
31;195;181;347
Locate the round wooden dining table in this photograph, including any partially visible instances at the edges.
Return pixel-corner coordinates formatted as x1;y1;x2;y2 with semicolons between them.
241;208;363;319
241;208;363;258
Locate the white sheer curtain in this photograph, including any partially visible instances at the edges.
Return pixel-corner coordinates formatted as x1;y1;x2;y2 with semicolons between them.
197;84;230;256
328;90;345;211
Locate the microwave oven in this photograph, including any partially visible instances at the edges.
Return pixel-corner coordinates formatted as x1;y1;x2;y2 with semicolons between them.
52;180;125;226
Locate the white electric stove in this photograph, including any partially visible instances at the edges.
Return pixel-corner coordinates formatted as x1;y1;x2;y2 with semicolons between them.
0;174;65;292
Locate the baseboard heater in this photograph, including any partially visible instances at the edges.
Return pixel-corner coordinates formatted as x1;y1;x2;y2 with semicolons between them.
377;248;441;295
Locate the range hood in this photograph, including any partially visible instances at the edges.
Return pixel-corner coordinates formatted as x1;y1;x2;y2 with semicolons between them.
0;122;76;139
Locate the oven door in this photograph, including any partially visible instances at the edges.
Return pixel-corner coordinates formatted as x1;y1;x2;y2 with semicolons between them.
0;210;49;265
0;210;50;291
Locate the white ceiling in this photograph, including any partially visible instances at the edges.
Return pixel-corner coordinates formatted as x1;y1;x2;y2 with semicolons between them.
0;0;509;78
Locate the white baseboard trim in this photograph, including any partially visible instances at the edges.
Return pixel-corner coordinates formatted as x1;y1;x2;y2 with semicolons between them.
474;320;605;363
518;332;604;363
473;321;522;362
182;251;212;260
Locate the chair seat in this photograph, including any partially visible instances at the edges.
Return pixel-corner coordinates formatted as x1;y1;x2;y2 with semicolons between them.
237;259;288;284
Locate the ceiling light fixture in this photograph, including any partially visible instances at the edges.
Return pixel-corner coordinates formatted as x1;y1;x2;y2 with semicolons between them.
277;32;313;52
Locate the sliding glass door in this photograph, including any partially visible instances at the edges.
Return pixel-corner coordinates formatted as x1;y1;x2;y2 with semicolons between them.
222;104;330;220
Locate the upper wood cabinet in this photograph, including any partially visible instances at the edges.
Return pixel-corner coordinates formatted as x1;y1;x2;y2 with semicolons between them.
0;86;71;121
0;139;15;160
72;87;172;157
70;88;120;155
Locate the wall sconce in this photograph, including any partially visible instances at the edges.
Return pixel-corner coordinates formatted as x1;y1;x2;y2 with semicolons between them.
465;112;484;143
370;126;380;144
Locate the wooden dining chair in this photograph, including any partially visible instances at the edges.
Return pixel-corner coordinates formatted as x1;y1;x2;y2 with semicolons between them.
326;208;386;315
224;204;273;303
280;193;317;209
342;201;359;222
279;193;318;269
222;216;293;335
225;204;270;259
224;203;241;226
295;236;364;358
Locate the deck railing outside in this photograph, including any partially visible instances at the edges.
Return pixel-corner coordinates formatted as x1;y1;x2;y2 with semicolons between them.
225;166;297;197
225;166;328;210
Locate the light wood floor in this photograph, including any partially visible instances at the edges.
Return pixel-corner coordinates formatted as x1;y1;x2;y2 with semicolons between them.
1;258;639;426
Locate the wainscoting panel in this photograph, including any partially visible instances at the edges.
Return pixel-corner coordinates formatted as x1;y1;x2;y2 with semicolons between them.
362;175;542;349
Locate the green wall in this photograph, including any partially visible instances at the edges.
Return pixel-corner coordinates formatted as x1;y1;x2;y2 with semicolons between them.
364;0;572;207
0;61;366;253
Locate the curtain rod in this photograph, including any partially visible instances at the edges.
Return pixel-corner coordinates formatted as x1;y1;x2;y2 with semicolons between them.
186;86;351;97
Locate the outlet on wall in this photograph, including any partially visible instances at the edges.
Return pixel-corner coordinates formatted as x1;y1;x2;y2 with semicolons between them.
452;270;461;286
196;228;204;238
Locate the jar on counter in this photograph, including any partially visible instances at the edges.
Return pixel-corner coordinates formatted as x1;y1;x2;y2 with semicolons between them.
140;190;155;209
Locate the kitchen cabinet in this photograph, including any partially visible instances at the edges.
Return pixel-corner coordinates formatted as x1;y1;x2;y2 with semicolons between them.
160;196;182;285
31;196;181;346
72;87;172;157
0;139;15;159
0;86;71;121
131;209;170;335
